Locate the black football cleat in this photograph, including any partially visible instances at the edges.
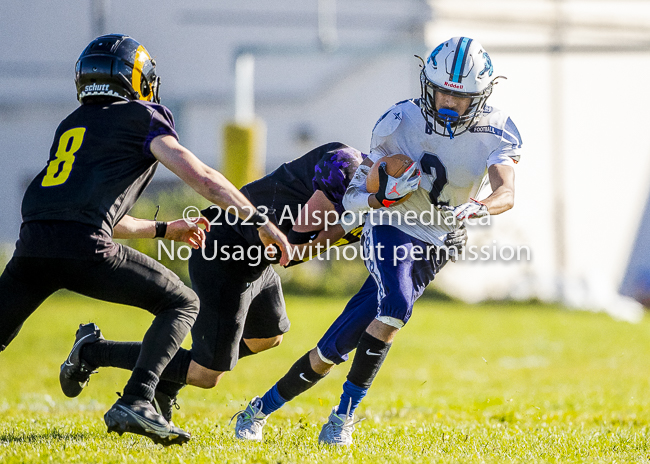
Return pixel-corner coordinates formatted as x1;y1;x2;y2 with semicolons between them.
104;399;191;446
154;389;180;424
59;323;104;398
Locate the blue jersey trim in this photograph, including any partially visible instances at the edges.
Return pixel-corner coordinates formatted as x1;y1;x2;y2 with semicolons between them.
469;117;522;148
470;125;502;136
372;99;414;132
503;117;523;148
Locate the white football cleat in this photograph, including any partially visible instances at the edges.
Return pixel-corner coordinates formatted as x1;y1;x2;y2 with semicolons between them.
318;405;357;446
231;397;267;441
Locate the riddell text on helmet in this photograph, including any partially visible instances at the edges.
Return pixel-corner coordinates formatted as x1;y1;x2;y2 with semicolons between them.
443;81;464;90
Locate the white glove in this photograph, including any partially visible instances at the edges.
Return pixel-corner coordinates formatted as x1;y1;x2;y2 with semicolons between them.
444;223;468;263
442;198;488;221
375;162;421;207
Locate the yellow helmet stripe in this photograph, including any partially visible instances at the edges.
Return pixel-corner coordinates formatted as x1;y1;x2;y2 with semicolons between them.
132;45;152;101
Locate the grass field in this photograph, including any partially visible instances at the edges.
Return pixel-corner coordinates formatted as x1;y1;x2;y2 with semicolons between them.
1;293;650;463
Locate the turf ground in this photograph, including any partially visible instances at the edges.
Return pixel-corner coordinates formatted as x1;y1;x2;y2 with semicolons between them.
1;292;650;463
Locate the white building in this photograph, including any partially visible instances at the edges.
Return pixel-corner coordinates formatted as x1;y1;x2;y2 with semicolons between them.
0;0;430;239
1;0;648;318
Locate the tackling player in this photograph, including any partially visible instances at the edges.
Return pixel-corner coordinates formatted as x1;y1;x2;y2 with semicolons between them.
59;142;380;420
232;36;522;445
0;34;290;446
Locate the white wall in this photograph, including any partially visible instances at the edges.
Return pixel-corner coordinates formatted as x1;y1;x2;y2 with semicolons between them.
3;0;647;314
428;0;650;318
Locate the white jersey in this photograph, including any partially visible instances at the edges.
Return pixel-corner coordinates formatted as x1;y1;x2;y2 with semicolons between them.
344;99;522;246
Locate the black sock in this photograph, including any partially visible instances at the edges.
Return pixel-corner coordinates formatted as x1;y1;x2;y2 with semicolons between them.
159;348;192;385
82;340;140;370
276;352;327;401
83;341;191;387
122;367;158;403
238;338;255;359
156;379;185;398
336;332;392;416
347;332;392;389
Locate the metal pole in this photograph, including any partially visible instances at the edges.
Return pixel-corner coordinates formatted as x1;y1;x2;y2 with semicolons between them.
90;0;110;38
225;52;265;188
550;0;567;301
235;53;255;125
318;0;338;52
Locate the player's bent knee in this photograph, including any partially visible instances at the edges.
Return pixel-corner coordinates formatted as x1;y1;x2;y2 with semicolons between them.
375;316;405;329
244;335;283;353
310;348;334;375
186;362;225;389
192;371;222;389
181;288;200;313
174;288;200;325
368;317;402;343
156;285;200;319
267;334;283;349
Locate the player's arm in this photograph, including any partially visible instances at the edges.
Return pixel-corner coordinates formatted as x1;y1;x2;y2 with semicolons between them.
113;215;156;239
455;117;519;219
343;157;420;211
342;158;384;211
343;157;414;210
150;135;292;265
289;190;346;255
445;164;515;221
482;164;515;215
113;214;211;249
359;158;384;209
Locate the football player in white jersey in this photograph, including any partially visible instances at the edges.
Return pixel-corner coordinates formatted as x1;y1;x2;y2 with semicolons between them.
232;36;522;445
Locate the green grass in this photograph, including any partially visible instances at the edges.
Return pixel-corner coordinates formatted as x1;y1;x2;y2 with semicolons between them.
1;293;650;463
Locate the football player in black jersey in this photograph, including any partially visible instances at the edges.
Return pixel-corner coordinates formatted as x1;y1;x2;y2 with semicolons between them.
63;142;368;421
61;140;468;427
64;142;372;414
0;34;291;446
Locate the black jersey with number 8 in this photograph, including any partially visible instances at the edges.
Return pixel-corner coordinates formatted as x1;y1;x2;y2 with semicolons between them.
21;100;177;236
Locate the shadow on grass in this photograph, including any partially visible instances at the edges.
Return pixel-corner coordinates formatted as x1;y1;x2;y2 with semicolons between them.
0;429;90;443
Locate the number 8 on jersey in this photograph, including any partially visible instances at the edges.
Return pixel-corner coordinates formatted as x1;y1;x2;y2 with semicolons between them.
41;127;86;187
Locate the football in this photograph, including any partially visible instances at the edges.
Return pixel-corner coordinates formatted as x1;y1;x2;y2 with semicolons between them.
366;153;415;206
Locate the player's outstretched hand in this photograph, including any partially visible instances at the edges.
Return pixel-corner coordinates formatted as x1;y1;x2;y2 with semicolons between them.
257;222;293;267
375;162;421;207
166;217;211;249
442;198;488;221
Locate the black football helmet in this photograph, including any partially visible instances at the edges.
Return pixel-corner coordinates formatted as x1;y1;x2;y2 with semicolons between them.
75;34;160;104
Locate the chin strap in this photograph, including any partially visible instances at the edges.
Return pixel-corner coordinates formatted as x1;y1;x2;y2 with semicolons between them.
438;108;459;139
117;73;140;100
